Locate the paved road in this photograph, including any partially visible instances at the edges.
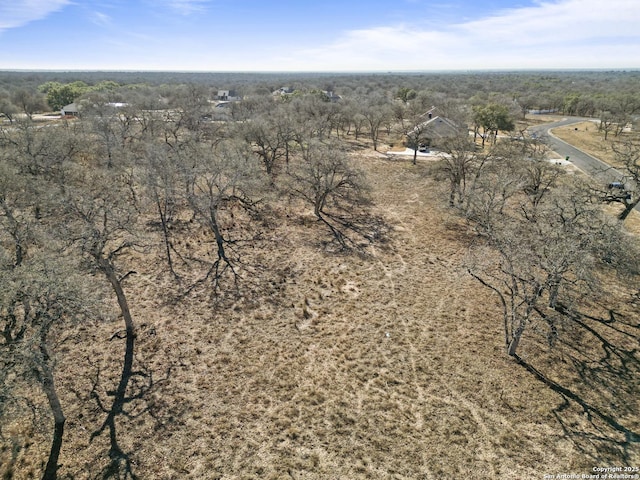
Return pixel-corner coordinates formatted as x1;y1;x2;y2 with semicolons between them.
528;117;629;187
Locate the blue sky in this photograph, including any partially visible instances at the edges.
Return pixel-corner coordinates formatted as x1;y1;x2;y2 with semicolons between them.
0;0;638;71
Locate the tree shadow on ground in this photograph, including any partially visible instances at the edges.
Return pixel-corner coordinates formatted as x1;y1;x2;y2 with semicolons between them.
88;325;173;480
516;305;640;463
319;211;390;254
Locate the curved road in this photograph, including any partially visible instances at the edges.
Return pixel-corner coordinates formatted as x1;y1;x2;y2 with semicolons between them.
528;117;629;186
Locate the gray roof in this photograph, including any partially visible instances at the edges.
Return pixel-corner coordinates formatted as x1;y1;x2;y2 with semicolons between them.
414;115;463;139
61;103;79;114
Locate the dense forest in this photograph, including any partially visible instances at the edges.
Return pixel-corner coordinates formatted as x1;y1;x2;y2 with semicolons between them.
0;70;639;479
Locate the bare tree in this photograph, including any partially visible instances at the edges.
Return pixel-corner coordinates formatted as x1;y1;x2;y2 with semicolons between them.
287;140;375;249
285;94;336;142
605;140;640;221
0;256;92;480
359;95;391;151
185;140;266;291
289;140;364;218
0;162;33;267
520;158;563;212
0;152;93;480
242;114;289;176
437;134;487;207
0;91;18;123
598;111;617;141
141;142;184;279
467;177;629;357
11;88;47;120
0;117;82;183
80;99;133;169
350;111;368;141
62;168;147;478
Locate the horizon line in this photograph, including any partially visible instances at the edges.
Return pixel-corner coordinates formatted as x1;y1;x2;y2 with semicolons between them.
1;68;639;75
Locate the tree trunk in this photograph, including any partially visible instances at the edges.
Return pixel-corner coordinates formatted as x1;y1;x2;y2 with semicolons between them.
42;416;65;480
507;318;526;357
449;187;456;207
0;199;26;267
547;274;562;308
284;141;290;166
208;206;227;261
94;254;135;458
37;339;65;480
15;243;24;267
619;197;640;221
155;195;177;279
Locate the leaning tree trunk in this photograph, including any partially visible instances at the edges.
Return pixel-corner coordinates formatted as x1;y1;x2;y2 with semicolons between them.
37;337;65;480
619;197;640;221
208;205;228;263
94;254;136;459
507;320;526;357
507;309;529;357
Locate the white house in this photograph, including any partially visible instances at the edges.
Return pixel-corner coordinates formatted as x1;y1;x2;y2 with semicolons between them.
217;90;241;101
409;108;465;147
60;103;79;116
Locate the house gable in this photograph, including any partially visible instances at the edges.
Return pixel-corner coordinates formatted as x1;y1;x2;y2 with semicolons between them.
217;90;240;101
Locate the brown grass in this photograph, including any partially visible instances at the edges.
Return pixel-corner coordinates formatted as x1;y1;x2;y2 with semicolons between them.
2;147;639;479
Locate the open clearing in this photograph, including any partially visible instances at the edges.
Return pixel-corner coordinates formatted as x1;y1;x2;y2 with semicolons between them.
4;148;639;479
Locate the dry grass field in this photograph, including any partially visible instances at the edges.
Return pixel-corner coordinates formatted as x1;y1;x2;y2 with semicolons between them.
2;148;639;479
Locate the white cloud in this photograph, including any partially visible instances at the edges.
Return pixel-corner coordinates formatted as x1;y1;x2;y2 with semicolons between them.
163;0;210;15
277;0;640;71
0;0;71;31
459;0;640;45
90;11;112;28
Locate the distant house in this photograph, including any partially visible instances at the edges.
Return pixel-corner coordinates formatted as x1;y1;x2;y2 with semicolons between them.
527;108;558;115
106;102;129;108
411;108;464;146
323;91;342;102
217;90;241;101
272;87;296;96
61;103;79;117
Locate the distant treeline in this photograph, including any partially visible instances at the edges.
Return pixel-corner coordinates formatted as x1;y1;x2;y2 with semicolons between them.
1;69;639;96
